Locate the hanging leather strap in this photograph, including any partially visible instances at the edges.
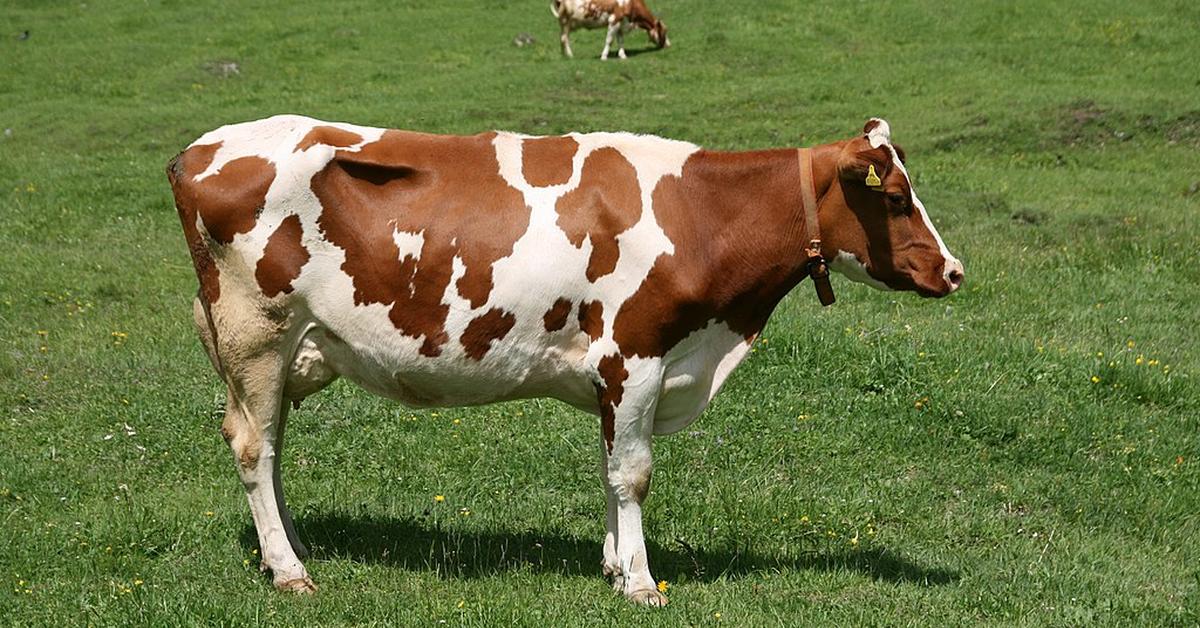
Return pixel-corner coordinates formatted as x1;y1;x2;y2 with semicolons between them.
798;148;835;306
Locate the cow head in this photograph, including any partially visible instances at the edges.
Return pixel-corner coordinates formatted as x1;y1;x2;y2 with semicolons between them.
645;20;669;48
820;119;963;297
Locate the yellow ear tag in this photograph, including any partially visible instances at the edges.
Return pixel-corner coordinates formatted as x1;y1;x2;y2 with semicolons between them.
865;164;883;190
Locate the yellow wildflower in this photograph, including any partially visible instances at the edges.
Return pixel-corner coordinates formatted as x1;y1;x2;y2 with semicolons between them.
657;580;669;593
1090;376;1100;384
434;495;445;503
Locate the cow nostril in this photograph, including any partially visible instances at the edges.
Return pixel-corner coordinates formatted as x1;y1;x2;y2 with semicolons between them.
947;268;964;288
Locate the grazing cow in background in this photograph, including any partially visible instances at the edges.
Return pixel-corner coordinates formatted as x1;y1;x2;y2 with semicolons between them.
552;0;669;59
168;114;962;605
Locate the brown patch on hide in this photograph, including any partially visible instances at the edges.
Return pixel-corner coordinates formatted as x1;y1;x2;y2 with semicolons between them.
310;129;531;357
460;308;516;360
554;147;642;282
522;135;578;187
167;142;237;305
578;300;604;341
543;297;573;332
611;149;807;358
294;126;364;152
255;215;310;297
172;146;275;246
596;354;628;454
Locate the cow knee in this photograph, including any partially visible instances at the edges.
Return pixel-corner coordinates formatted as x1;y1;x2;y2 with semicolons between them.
608;460;652;503
220;402;263;471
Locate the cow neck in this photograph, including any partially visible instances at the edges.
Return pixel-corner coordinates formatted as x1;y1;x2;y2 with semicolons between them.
659;145;840;333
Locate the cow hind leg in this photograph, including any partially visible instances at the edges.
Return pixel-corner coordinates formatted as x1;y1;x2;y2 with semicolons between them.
197;296;326;592
220;350;315;593
560;22;574;57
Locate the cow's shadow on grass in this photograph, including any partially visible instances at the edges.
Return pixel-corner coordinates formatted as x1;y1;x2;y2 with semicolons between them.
240;512;957;586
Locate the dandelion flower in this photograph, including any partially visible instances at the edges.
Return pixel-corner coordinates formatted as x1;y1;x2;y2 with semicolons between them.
434;495;445;503
1090;376;1100;384
657;580;669;593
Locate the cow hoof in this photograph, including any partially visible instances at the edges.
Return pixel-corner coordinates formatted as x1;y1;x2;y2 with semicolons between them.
275;576;317;594
626;588;668;607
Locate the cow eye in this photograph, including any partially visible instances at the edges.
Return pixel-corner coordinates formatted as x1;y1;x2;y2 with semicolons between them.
887;192;908;207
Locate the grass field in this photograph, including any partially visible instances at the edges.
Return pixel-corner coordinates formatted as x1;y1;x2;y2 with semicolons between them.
2;0;1199;624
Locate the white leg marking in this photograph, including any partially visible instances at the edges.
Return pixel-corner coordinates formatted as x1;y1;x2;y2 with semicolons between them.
604;360;667;605
602;22;621;59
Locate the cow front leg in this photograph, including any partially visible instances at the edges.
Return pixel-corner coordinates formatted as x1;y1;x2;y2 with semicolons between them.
601;21;620;59
600;451;622;591
616;22;628;59
596;359;667;606
221;352;314;593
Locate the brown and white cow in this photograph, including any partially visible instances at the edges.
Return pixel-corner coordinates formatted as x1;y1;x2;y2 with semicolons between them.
168;115;962;605
552;0;669;59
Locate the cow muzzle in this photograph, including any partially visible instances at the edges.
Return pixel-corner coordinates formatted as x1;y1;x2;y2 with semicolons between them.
943;257;964;294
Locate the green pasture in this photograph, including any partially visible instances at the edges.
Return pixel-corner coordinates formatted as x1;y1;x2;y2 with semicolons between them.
1;0;1198;624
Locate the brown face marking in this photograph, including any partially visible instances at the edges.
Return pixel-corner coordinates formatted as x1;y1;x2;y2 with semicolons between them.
294;126;365;152
612;150;807;358
578;300;604;341
829;137;948;295
522;136;578;187
555;147;642;282
311;130;530;356
460;308;516;361
596;354;627;454
255;215;309;297
167;142;223;304
543;297;573;332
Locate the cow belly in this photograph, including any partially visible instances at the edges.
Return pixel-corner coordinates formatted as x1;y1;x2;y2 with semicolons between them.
287;323;598;411
652;322;753;435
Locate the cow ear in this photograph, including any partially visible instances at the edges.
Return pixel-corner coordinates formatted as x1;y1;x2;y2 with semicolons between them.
838;143;890;189
863;118;891;145
892;143;906;165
